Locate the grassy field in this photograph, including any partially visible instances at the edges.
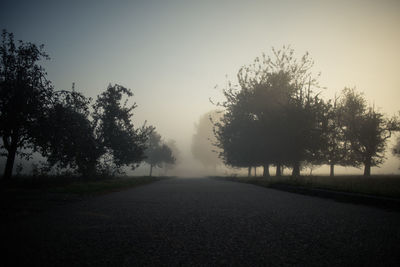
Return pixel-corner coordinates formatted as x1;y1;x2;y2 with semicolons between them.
0;175;167;195
0;175;168;220
213;175;400;199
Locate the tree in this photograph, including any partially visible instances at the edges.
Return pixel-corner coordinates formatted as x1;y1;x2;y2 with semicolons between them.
32;86;103;177
317;96;351;176
93;84;150;174
393;137;400;161
164;139;180;175
32;84;150;177
341;88;399;176
213;87;261;175
144;129;175;176
250;71;300;177
213;46;324;177
191;110;223;171
0;30;53;179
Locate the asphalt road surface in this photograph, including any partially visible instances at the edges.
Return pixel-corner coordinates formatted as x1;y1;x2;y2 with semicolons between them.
3;177;400;266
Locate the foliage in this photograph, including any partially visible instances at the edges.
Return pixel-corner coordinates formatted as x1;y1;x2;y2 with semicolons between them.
214;87;259;168
213;47;399;177
340;88;399;175
32;86;103;177
32;83;151;178
0;29;53;179
93;84;151;172
144;129;175;176
214;46;325;176
318;96;353;175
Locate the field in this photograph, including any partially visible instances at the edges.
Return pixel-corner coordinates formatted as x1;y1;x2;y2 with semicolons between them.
0;175;166;195
213;175;400;199
0;175;167;220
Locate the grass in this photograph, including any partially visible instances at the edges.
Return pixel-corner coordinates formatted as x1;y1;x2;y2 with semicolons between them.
213;175;400;199
0;175;167;195
0;175;168;220
51;176;167;195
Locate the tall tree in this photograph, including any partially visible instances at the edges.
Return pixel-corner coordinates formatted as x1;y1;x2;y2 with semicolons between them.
0;30;53;179
318;97;349;176
32;87;103;177
341;88;399;176
93;84;150;173
144;129;175;176
248;71;295;177
214;46;324;177
214;87;261;174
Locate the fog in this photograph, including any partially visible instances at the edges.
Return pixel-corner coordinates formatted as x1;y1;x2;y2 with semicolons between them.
1;0;400;176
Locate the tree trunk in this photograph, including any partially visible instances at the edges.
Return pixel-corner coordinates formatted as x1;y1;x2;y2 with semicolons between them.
276;163;282;177
330;164;335;177
3;142;17;180
263;163;270;177
247;167;251;177
364;159;371;176
292;162;300;177
254;167;257;177
149;164;153;177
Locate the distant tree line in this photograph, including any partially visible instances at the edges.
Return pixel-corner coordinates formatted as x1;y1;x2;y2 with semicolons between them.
191;110;223;171
0;30;175;179
213;46;399;177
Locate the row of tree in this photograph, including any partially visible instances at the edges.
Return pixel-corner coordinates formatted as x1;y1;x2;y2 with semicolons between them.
0;30;175;179
213;46;399;177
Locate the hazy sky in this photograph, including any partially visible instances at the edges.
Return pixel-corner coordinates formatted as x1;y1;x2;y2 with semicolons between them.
1;0;400;175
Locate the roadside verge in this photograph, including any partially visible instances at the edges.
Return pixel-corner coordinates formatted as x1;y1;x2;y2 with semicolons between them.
212;176;400;212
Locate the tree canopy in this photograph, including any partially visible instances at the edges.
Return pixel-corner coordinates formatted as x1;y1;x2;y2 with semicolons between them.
340;88;399;175
2;29;399;178
214;46;326;177
93;84;150;174
213;47;399;177
32;87;103;177
144;129;175;176
0;30;53;179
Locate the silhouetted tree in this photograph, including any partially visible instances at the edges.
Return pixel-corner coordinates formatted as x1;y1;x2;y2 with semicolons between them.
0;30;53;179
318;97;347;176
340;88;399;176
145;129;175;176
191;110;223;171
214;46;324;177
93;84;150;174
32;86;103;177
214;86;262;174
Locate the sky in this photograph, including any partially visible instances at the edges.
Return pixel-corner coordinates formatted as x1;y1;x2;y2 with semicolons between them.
1;0;400;175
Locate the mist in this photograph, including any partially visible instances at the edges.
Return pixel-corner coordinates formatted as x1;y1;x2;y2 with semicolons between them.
1;0;400;177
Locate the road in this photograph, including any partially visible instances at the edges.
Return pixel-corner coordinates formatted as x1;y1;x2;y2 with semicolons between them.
3;177;400;266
